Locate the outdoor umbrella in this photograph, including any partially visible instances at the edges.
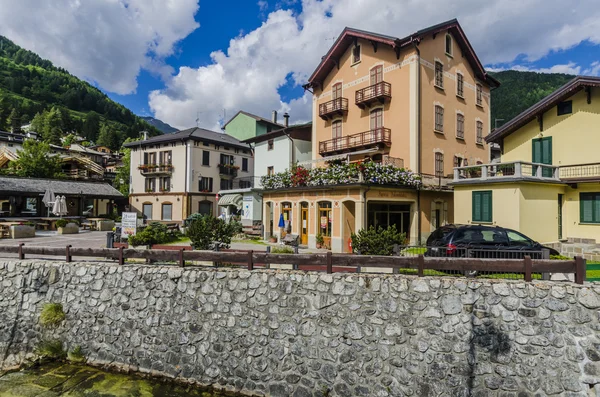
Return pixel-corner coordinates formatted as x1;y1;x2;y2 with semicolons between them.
42;189;55;217
59;196;69;217
52;196;62;216
278;213;285;228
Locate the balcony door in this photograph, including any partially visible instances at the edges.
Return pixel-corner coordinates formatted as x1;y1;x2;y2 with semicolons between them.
332;82;342;111
370;65;383;96
332;120;342;151
532;137;552;177
370;108;383;143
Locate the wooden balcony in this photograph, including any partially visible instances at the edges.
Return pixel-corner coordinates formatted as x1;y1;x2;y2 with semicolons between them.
319;127;391;156
355;82;391;109
138;164;174;176
319;98;348;120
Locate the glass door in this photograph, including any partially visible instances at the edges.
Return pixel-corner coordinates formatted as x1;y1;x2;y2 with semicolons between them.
301;204;308;245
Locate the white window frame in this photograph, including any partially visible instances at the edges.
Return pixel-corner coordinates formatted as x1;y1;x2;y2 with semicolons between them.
445;34;453;57
433;102;444;134
456;72;464;98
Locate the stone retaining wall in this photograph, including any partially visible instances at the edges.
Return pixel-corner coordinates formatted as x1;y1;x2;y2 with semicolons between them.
1;260;600;396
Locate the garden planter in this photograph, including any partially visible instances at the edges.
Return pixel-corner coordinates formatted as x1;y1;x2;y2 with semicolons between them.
58;223;79;235
10;225;35;239
97;220;115;231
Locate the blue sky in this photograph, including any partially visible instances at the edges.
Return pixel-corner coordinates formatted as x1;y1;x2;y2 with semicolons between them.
1;1;600;130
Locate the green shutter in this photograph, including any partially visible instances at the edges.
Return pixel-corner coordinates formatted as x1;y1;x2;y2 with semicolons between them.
581;193;594;223
473;192;481;221
595;193;600;223
482;191;492;222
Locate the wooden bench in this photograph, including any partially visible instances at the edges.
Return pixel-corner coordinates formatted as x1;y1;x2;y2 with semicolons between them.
35;222;50;231
281;234;299;246
81;221;95;231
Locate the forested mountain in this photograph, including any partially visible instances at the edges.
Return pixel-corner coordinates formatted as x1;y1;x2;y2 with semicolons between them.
490;70;575;129
0;35;161;150
141;116;178;134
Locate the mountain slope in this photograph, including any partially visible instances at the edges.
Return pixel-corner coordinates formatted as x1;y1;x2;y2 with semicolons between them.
141;116;178;134
0;35;161;147
490;70;575;128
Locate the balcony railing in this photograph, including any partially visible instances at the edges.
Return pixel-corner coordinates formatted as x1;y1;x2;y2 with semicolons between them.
319;98;348;120
219;164;239;177
453;161;560;182
319;127;391;156
138;164;174;176
355;81;391;108
559;163;600;181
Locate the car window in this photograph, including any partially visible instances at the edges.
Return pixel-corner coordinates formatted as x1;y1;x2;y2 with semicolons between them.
506;231;532;246
453;229;507;244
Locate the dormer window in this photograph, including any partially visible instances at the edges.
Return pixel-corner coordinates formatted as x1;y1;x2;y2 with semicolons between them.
352;45;361;64
445;34;453;56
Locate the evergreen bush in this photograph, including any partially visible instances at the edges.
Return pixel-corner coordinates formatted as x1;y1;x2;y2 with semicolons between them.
351;225;406;256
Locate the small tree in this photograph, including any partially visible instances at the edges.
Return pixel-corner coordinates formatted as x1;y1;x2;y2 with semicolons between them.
351;225;406;256
187;215;237;250
128;222;174;246
7;140;64;178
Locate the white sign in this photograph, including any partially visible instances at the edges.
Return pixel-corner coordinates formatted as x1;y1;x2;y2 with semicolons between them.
121;212;137;238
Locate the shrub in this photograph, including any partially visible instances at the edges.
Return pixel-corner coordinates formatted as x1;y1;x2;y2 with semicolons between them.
128;222;174;246
40;303;65;327
55;219;68;228
351;225;406;256
550;254;571;260
316;233;324;246
187;215;237;250
68;345;86;363
35;340;66;360
67;219;80;226
271;246;295;254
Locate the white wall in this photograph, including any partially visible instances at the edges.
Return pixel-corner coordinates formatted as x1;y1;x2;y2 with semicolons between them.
294;139;312;163
255;136;292;179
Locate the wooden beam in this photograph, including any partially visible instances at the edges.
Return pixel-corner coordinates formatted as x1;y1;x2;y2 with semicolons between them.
370;40;378;53
394;46;401;60
537;113;543;131
586;86;592;104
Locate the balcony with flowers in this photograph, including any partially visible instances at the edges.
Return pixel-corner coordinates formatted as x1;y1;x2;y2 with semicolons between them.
260;161;421;190
218;163;240;177
137;163;174;176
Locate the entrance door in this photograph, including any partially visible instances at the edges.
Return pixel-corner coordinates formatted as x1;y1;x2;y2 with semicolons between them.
301;204;308;245
532;137;552;177
558;194;563;240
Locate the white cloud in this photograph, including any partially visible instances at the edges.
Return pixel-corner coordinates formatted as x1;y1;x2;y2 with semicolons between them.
149;0;600;130
0;0;200;95
487;62;583;75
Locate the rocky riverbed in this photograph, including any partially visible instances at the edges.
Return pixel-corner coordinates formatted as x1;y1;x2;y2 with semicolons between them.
0;362;245;396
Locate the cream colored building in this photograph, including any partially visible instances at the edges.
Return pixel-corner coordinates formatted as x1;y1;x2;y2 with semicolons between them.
125;127;254;223
452;76;600;244
262;19;499;251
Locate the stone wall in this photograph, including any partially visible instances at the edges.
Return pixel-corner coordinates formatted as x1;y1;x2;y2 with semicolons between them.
1;260;600;396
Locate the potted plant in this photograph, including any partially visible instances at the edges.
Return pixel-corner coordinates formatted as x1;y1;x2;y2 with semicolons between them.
56;218;79;235
316;233;324;249
269;235;277;243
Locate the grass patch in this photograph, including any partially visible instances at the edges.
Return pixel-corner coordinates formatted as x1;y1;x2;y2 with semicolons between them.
35;340;66;360
40;303;65;327
270;246;295;254
233;238;267;246
165;237;191;245
68;346;86;363
400;247;427;256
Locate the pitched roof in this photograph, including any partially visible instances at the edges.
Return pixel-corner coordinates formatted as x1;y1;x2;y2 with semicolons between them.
222;110;285;130
242;122;312;144
0;176;124;198
123;127;251;150
306;19;499;89
486;76;600;144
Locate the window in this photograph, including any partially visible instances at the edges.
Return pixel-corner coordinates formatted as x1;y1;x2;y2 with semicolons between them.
332;82;342;100
220;153;234;166
145;178;156;192
142;203;153;220
162;203;172;221
242;158;248;172
457;73;464;97
352;45;361;64
144;152;157;165
199;177;213;192
159;150;172;165
203;141;209;147
199;201;212;215
557;100;572;116
282;202;292;223
370;108;383;130
332;120;342;139
435;152;444;177
202;150;210;166
220;179;233;190
476;121;483;144
434;105;444;132
160;177;171;192
456;113;464;139
268;139;274;151
370;65;383;85
445;34;453;56
435;62;444;88
453;156;462;168
267;166;274;176
506;230;533;247
239;179;252;189
318;202;332;238
580;193;600;223
472;191;493;223
532;137;553;177
476;84;483;106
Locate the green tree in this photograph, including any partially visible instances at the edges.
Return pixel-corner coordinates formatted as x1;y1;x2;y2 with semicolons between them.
8;108;21;133
82;111;100;141
42;107;63;145
351;225;406;256
114;138;136;197
30;111;46;133
7;140;64;178
186;215;237;250
96;124;120;150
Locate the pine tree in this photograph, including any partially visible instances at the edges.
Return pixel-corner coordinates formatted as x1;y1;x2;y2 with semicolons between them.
42;107;63;145
96;124;119;150
30;112;46;133
8;108;22;133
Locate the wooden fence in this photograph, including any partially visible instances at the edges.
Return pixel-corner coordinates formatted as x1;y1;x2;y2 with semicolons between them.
0;244;587;284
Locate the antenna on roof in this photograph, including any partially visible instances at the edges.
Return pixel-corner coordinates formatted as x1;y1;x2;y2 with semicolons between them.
196;111;201;127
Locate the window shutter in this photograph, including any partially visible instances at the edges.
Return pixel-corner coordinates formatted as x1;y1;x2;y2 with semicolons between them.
143;152;148;165
581;193;594;223
482;191;492;222
542;138;552;165
532;139;541;163
472;192;481;221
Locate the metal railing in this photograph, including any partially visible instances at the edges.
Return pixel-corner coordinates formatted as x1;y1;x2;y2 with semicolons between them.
355;81;391;106
319;98;348;119
0;244;586;284
138;164;174;176
453;161;560;182
319;127;391;155
218;165;238;177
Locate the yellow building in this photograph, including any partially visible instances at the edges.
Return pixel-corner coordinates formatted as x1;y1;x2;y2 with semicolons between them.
262;19;499;252
452;76;600;245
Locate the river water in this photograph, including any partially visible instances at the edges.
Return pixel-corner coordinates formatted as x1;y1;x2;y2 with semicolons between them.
0;362;244;396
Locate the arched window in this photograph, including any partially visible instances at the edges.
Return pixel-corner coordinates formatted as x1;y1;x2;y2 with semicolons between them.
445;34;453;56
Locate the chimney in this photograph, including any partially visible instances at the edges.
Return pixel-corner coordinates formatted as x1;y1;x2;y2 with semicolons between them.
141;131;149;141
272;110;278;124
283;113;290;127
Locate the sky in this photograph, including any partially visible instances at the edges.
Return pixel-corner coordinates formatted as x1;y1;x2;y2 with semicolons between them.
1;0;600;132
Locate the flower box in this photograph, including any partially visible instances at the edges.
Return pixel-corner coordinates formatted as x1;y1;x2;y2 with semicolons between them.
58;223;79;235
10;225;35;239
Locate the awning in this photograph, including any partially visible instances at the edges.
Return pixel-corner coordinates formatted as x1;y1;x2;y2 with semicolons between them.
218;194;243;209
